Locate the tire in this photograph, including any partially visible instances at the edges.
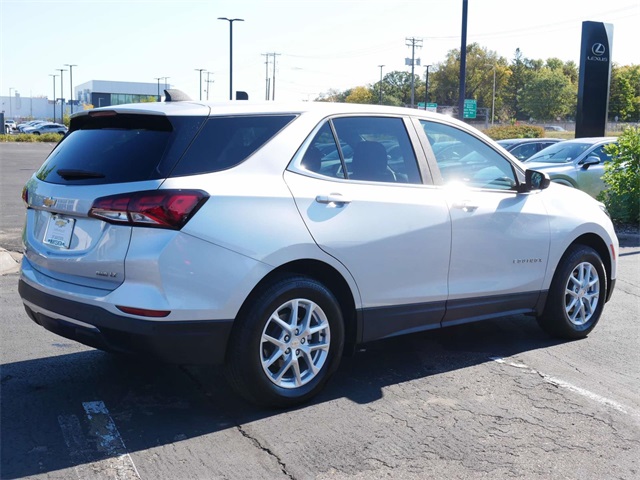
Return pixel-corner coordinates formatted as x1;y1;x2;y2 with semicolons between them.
224;275;345;407
537;245;606;339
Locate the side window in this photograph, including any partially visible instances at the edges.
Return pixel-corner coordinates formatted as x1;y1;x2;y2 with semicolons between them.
303;117;422;184
421;120;517;190
591;145;612;163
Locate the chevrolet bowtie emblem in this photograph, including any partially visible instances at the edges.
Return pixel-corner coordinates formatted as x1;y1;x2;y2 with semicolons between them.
43;197;57;207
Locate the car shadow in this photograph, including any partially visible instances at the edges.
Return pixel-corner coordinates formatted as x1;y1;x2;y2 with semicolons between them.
1;314;563;478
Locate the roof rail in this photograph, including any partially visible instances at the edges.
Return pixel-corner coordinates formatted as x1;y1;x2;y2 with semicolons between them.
164;89;192;102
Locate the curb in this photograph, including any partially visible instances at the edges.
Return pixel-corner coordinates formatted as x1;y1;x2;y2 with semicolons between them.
0;248;22;276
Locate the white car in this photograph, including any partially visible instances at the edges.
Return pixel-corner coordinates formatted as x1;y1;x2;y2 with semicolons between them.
19;96;618;407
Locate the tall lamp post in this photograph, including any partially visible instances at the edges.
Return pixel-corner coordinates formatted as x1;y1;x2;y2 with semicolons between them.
424;65;431;110
377;65;385;105
64;64;77;113
217;17;244;100
195;69;206;100
49;75;58;122
154;77;162;101
162;77;170;93
491;64;496;125
56;68;67;123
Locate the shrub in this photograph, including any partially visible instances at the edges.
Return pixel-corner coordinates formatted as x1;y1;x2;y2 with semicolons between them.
598;126;640;225
484;125;545;140
1;133;64;143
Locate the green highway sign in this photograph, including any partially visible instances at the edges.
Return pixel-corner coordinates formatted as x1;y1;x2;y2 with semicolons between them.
426;102;437;112
463;99;477;119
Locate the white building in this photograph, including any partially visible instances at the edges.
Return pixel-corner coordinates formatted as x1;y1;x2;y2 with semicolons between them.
75;80;171;108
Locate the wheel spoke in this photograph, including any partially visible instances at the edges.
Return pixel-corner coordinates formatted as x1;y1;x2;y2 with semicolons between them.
273;355;294;383
263;347;285;369
262;332;287;351
270;312;293;334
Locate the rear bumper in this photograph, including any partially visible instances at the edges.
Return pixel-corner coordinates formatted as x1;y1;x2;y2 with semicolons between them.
19;279;233;365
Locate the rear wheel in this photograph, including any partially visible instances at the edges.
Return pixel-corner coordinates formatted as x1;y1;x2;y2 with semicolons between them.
537;245;606;339
225;276;345;407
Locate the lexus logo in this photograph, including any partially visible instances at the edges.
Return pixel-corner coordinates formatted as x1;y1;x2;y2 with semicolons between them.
592;43;606;56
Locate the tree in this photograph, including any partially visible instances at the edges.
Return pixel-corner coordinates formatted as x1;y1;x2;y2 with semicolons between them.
610;65;640;121
520;68;576;121
345;86;375;104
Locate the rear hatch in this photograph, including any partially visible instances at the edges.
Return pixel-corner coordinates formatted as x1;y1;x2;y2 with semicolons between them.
22;107;209;290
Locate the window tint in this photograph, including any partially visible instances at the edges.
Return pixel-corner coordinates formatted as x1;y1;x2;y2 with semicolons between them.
303;116;422;184
37;114;200;185
510;143;538;161
590;145;612;163
171;115;296;176
421;120;517;190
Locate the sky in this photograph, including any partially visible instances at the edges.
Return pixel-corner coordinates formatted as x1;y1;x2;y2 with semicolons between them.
0;0;638;104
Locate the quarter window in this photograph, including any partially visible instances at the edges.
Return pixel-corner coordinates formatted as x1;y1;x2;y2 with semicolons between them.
421;120;517;190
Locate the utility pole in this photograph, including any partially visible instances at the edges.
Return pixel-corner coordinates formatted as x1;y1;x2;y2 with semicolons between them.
405;37;423;108
205;72;214;100
270;52;281;101
49;75;58;122
262;53;271;100
65;64;77;113
195;69;206;100
154;77;162;101
378;65;385;104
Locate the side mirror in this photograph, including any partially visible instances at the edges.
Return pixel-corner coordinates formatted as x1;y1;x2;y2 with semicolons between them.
580;155;600;169
520;169;551;192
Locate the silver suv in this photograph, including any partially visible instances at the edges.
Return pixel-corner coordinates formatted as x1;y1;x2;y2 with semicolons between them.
19;95;618;407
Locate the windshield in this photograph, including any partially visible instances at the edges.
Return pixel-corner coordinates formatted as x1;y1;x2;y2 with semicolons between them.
525;142;592;164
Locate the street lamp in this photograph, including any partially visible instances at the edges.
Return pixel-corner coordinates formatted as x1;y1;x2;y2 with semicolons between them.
64;64;77;114
218;17;244;100
57;68;67;123
195;69;206;100
154;77;162;101
205;72;213;100
48;75;58;122
8;87;14;119
162;77;170;92
491;64;496;125
377;65;384;105
424;65;431;110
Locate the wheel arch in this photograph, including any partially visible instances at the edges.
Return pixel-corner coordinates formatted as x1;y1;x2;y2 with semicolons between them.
568;233;613;300
233;259;360;356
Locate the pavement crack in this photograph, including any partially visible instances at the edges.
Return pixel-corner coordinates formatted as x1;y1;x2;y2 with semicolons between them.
236;425;295;480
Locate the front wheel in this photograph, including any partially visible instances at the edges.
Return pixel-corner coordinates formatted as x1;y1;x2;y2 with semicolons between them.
537;245;606;339
225;276;345;407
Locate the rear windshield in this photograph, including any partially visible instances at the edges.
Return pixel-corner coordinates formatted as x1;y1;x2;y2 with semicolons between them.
36;113;296;185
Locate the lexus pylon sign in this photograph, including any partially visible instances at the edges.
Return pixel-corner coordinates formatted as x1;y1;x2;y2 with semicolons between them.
576;21;613;138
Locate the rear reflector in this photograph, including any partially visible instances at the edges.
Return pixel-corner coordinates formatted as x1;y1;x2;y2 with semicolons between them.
89;189;208;230
117;306;171;317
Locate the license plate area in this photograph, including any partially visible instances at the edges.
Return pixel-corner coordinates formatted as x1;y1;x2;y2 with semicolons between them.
43;214;75;249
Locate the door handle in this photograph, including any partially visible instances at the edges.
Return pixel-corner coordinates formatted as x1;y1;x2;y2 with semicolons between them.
315;194;351;206
451;201;478;212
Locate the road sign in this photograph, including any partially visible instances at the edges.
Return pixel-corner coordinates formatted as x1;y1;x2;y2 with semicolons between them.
463;99;477;119
426;102;437;112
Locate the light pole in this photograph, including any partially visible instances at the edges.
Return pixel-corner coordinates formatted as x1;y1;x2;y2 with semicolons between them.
162;77;170;93
64;64;77;113
218;17;244;100
8;87;14;119
49;75;58;122
195;69;206;100
424;65;431;110
154;77;163;101
57;68;67;123
205;72;213;100
491;64;496;125
377;65;384;105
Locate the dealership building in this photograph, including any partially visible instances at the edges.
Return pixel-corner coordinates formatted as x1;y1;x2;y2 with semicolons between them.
1;80;171;123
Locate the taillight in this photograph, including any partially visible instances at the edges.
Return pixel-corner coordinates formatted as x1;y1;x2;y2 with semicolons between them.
21;186;29;206
89;190;208;230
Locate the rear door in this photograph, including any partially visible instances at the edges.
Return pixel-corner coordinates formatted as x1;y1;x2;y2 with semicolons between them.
285;115;451;340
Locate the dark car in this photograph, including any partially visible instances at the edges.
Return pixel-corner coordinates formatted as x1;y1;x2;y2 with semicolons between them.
497;138;564;161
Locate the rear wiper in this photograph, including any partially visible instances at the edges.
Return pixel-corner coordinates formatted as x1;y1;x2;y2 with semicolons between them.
57;169;106;180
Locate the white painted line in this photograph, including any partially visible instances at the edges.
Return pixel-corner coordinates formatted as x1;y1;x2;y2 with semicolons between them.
82;401;141;479
58;401;141;479
491;357;638;419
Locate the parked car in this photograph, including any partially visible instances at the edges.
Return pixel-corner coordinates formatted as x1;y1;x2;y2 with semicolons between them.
17;120;47;132
497;137;564;161
524;137;617;198
23;122;68;135
19;98;618;407
544;125;566;132
4;119;16;133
